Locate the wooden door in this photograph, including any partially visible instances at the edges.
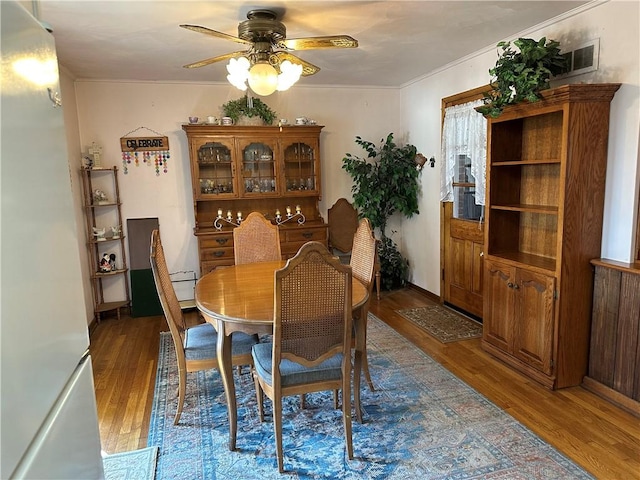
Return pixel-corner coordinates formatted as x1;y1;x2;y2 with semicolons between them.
513;268;555;375
440;85;488;319
482;258;513;352
442;202;484;317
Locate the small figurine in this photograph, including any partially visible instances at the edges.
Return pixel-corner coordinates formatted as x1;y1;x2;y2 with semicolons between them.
99;253;111;272
93;227;106;241
109;253;117;272
93;189;108;205
111;225;121;239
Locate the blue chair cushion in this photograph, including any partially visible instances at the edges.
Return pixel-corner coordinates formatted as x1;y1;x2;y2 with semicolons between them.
252;342;343;387
185;323;258;361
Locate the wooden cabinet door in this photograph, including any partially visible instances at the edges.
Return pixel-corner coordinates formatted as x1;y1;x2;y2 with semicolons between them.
483;258;513;352
190;137;237;199
513;269;555;375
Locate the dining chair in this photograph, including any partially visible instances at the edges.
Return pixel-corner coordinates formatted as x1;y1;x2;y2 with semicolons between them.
350;218;378;421
251;241;354;473
327;197;359;264
328;198;381;299
233;211;282;265
150;229;259;424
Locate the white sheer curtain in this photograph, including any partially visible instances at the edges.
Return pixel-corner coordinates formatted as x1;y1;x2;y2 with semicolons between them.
440;99;487;205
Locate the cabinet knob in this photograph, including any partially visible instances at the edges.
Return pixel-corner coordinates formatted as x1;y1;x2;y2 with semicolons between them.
507;282;514;288
302;232;313;239
513;283;520;290
480;251;484;257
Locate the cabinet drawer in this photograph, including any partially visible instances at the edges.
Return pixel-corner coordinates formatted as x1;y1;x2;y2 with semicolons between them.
283;226;327;244
201;247;234;261
200;234;234;249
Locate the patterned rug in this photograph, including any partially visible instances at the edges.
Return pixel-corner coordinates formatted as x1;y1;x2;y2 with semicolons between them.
103;446;158;480
396;305;483;343
147;315;592;479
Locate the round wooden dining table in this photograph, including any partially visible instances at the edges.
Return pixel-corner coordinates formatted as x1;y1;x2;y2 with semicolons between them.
195;259;369;451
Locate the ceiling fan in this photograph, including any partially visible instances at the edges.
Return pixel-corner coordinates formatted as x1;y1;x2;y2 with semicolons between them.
180;9;358;95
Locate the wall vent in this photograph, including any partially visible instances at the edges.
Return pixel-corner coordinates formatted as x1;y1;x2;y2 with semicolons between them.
555;38;600;79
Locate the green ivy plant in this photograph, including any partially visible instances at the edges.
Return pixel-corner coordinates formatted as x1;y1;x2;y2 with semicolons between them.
342;133;423;290
477;37;570;118
221;95;277;125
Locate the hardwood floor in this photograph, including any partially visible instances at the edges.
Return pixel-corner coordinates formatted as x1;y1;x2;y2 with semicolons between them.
90;287;640;478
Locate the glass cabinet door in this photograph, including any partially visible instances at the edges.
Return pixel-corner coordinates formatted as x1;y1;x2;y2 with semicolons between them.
282;138;320;196
237;138;278;197
195;139;236;198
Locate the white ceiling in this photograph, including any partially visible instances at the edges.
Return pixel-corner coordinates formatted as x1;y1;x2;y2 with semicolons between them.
38;1;589;88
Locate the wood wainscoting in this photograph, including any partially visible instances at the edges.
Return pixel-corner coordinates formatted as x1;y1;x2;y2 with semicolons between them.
583;258;640;417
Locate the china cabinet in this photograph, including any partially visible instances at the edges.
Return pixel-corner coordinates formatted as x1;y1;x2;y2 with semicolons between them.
80;166;131;322
182;124;327;274
481;83;620;389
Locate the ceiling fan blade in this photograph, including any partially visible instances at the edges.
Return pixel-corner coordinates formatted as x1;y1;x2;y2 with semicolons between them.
274;52;320;76
180;24;252;46
282;35;358;50
183;51;247;69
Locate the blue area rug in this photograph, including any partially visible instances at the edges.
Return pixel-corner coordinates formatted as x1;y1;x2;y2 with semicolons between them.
148;315;593;479
103;446;158;480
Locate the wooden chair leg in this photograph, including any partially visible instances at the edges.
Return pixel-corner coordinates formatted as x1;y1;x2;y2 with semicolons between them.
342;376;354;459
361;319;375;391
253;369;264;422
174;368;186;425
274;395;285;473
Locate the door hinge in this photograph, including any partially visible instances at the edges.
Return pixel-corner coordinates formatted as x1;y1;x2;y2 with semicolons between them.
442;268;445;281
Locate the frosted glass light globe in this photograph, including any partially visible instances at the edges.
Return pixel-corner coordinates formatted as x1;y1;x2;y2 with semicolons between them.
248;62;278;96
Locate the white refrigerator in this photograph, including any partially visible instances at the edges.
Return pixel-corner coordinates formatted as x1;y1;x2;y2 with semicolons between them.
1;2;104;478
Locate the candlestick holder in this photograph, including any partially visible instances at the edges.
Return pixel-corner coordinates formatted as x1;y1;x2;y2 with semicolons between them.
214;214;242;230
275;210;306;226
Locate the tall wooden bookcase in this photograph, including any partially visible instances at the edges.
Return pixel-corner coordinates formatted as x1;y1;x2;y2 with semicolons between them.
80;166;130;322
481;83;620;389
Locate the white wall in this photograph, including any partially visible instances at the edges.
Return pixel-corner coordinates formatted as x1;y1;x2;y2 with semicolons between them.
400;0;640;295
71;0;639;319
59;67;94;324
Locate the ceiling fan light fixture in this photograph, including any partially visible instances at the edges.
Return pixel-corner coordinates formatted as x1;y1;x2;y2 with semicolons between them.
226;57;250;91
276;60;302;91
247;61;279;96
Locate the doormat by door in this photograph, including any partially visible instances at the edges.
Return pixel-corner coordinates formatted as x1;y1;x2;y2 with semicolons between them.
396;305;482;343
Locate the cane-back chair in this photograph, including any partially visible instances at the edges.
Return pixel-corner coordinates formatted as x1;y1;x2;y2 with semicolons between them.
349;218;378;420
251;241;354;472
233;212;281;265
150;229;258;424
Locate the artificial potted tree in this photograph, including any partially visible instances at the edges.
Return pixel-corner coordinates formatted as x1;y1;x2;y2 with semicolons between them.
342;133;426;290
477;37;569;118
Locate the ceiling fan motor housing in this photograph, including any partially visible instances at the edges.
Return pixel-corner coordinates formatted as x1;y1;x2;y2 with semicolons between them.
238;9;286;43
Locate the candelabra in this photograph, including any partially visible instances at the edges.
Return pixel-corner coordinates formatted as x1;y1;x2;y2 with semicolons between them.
214;209;243;230
275;205;306;226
